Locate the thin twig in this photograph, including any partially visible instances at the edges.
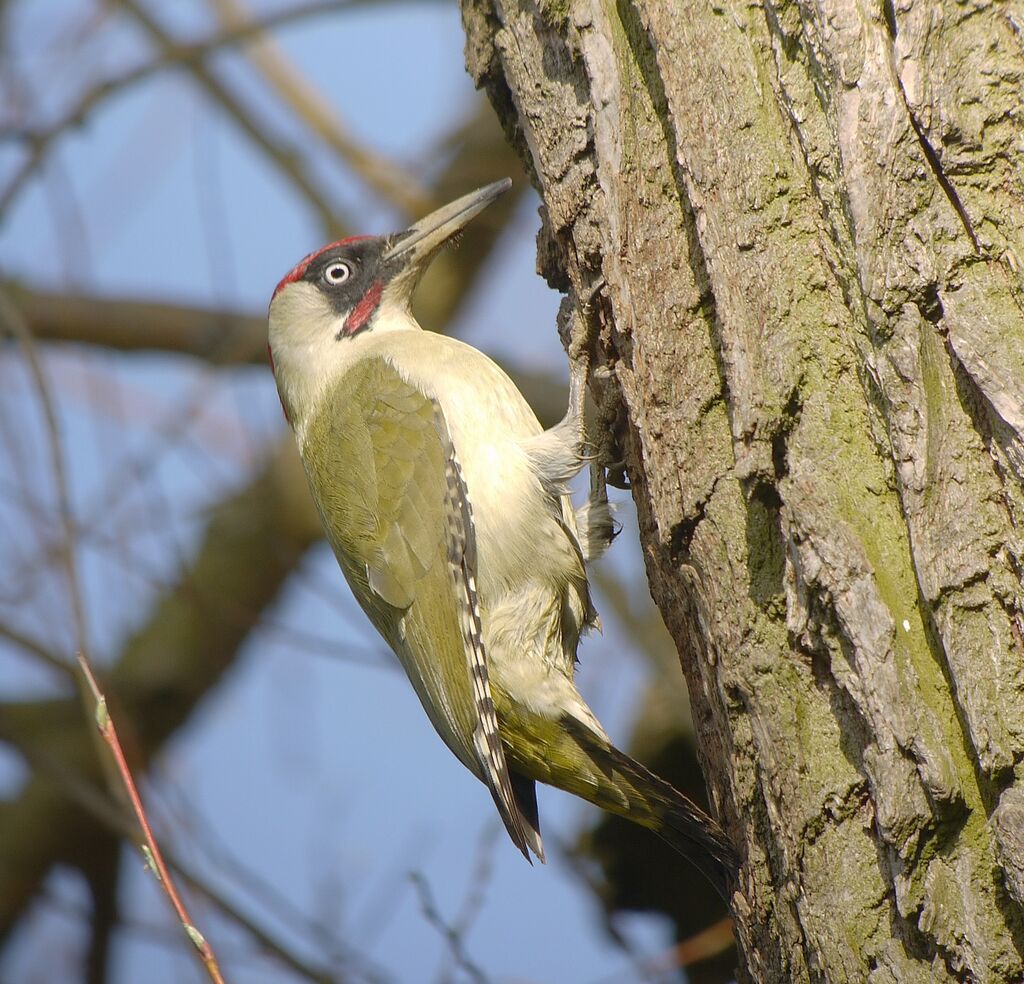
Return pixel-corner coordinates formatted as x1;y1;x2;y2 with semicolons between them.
155;780;393;984
75;652;228;984
117;0;344;234
452;826;499;948
0;621;75;679
435;824;499;984
0;1;357;220
3;360;227;602
209;0;433;218
8;735;365;984
0;288;88;654
409;869;490;984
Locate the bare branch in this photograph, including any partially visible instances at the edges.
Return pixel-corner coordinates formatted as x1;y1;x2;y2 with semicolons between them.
0;438;321;942
156;781;393;984
434;824;499;984
409;870;489;984
7;738;381;984
116;0;345;234
209;0;433;218
0;289;88;654
4;286;572;425
76;652;228;984
5;285;267;362
584;916;734;984
0;621;75;680
0;1;361;221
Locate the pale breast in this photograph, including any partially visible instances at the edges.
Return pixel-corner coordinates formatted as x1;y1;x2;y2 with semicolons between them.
378;332;579;600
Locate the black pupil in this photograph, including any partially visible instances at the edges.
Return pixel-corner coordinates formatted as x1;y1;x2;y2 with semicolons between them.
328;264;347;281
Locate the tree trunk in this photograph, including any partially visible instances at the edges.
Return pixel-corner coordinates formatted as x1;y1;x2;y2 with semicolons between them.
458;1;1024;980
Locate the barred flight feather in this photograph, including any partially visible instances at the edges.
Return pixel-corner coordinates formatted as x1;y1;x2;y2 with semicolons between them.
433;405;539;860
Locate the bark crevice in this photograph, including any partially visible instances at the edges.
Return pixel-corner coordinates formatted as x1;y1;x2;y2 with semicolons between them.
460;0;1024;979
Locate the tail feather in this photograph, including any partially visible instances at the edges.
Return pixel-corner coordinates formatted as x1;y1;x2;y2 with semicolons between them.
503;707;737;899
510;770;545;862
589;730;738;900
561;717;737;900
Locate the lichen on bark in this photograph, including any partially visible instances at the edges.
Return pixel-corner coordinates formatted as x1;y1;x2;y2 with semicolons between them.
459;0;1024;980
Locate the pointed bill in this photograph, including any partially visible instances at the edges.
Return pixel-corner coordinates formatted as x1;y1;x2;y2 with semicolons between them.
383;179;512;267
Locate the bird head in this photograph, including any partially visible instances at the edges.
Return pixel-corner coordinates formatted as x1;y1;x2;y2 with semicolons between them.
267;178;511;430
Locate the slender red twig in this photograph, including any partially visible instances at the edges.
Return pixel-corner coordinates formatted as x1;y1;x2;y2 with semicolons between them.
76;652;227;984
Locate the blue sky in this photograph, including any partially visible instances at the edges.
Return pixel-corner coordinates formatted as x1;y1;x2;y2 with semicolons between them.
0;3;684;982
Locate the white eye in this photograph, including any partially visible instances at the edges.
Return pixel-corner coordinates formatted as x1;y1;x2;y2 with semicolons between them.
323;261;351;285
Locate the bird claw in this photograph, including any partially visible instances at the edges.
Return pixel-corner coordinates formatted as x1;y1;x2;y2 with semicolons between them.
605;459;630;489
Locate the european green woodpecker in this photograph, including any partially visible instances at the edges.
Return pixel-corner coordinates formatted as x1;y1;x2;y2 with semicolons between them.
267;180;736;898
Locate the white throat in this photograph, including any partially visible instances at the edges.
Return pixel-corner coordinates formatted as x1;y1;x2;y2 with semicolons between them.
268;283;420;447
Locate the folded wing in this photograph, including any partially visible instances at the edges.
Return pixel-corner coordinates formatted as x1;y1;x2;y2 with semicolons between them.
301;355;538;859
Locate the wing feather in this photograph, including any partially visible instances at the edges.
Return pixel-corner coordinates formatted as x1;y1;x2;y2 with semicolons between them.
435;412;534;858
300;356;536;859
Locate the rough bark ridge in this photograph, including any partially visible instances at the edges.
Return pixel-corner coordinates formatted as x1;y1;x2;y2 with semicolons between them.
459;1;1024;980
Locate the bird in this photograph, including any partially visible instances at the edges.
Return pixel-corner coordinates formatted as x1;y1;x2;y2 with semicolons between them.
267;178;737;899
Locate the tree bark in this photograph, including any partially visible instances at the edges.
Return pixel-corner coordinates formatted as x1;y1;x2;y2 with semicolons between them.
458;1;1024;980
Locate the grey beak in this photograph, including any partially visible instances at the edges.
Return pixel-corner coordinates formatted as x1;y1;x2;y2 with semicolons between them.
383;179;512;267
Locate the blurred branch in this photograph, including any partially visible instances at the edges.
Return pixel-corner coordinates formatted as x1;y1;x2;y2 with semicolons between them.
82;831;121;984
412;99;531;330
0;101;549;973
673;917;735;969
409;872;489;984
431;824;499;984
3;285;572;425
585;917;735;984
0;0;359;221
117;0;345;234
158;782;392;983
77;652;228;984
0;289;120;980
209;0;433;218
6;737;378;984
0;621;75;680
0;438;322;943
5;284;269;363
0;289;88;654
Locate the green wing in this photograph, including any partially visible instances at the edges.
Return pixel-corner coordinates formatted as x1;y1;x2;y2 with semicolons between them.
300;356;535;859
